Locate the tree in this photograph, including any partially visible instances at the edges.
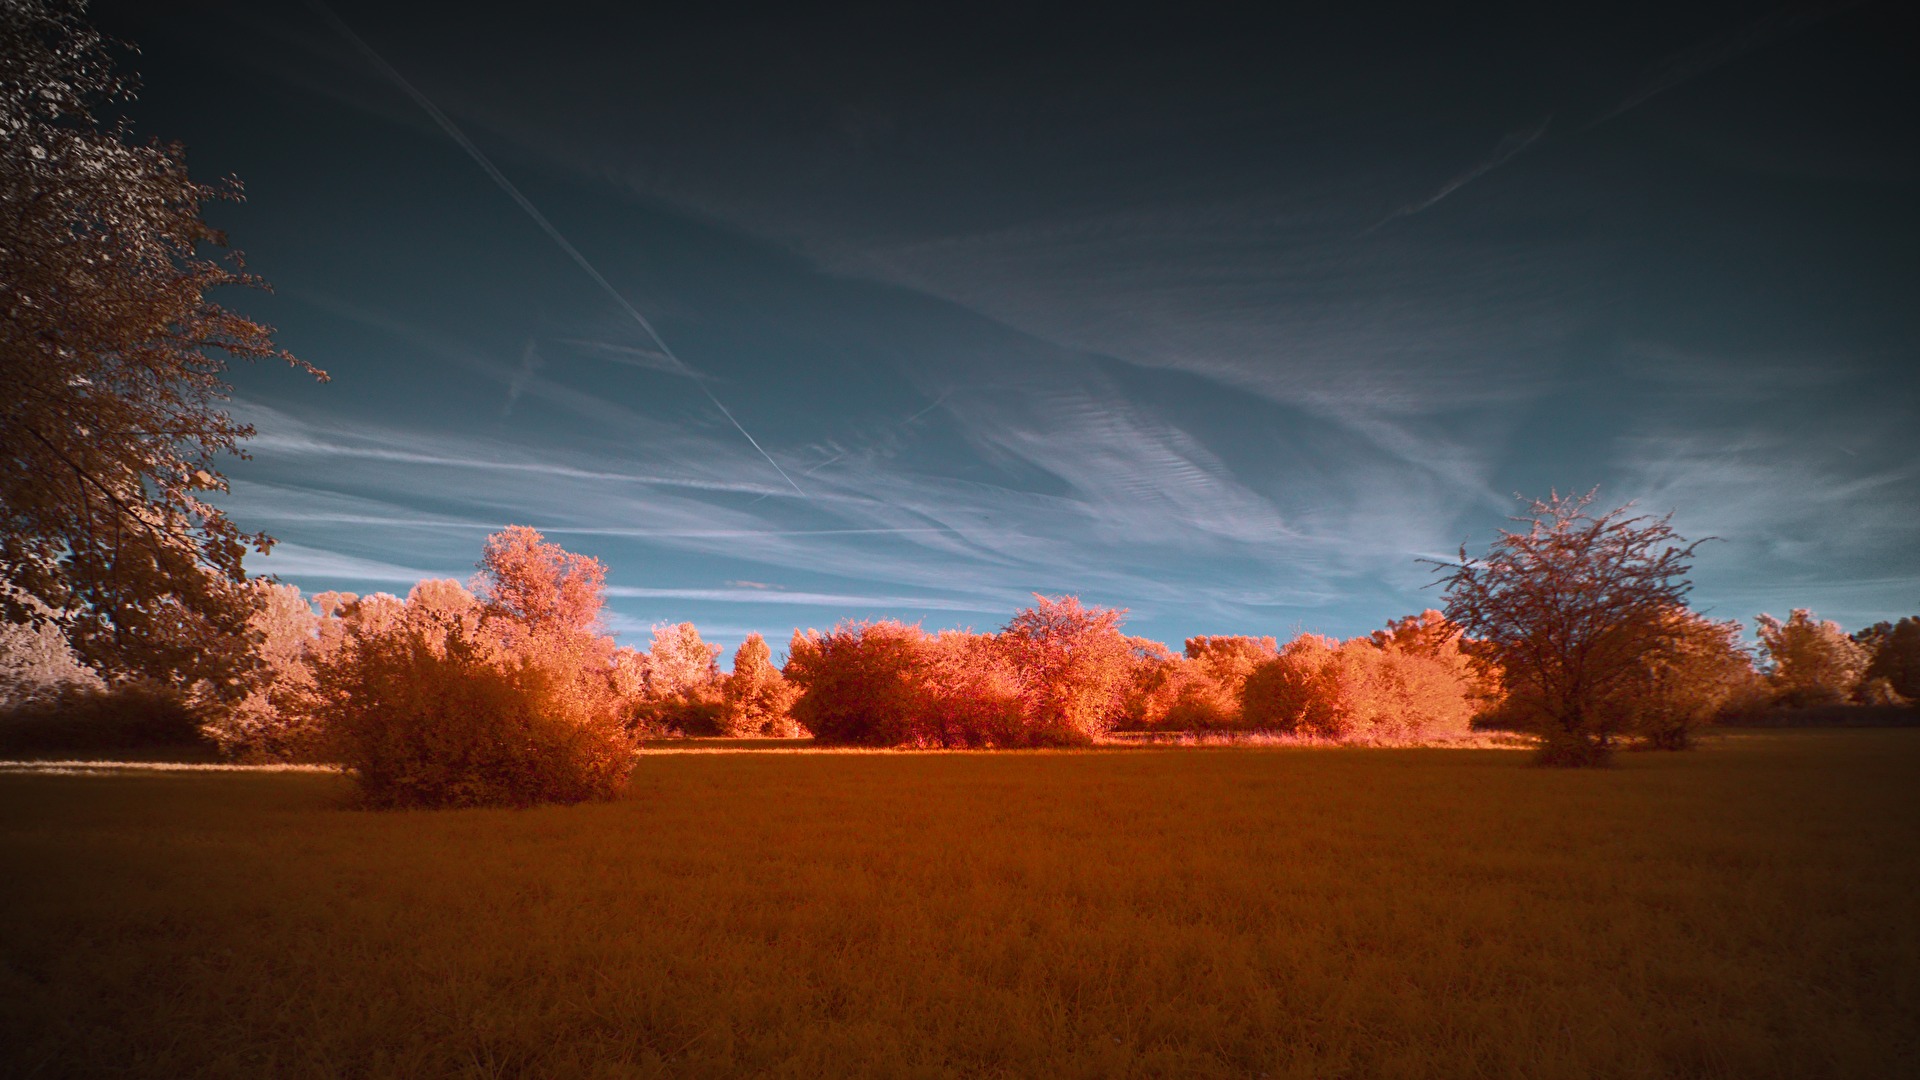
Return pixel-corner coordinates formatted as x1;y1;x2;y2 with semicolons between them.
0;1;323;686
785;621;927;746
620;621;724;735
1855;617;1920;704
1605;608;1759;750
721;632;796;737
1756;609;1868;708
0;586;101;704
998;595;1134;743
473;525;605;642
1433;491;1707;766
200;580;322;760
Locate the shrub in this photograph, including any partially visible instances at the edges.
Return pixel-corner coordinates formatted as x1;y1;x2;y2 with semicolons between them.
317;626;634;809
784;605;1128;749
0;680;208;755
309;529;635;808
785;621;927;746
1239;630;1477;741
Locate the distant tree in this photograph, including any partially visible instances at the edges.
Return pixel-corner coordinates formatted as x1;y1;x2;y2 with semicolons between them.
1855;617;1920;704
0;587;101;705
473;526;605;643
1433;491;1707;766
1141;635;1277;731
722;632;797;737
0;0;323;686
914;629;1027;748
786;620;1072;748
999;595;1135;743
1236;629;1475;741
201;580;321;761
1240;634;1346;735
1756;609;1868;708
618;621;724;735
1115;636;1186;730
785;621;927;746
1605;608;1759;750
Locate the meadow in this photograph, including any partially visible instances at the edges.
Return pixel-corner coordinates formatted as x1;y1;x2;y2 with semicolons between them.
2;731;1917;1079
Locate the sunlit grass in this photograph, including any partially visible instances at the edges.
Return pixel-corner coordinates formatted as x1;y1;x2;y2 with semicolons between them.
3;731;1916;1078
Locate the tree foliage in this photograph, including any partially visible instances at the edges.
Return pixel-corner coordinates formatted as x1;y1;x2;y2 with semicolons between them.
1434;491;1706;765
1604;608;1760;750
1756;609;1868;708
721;632;797;737
0;0;322;686
1237;626;1477;741
615;621;725;735
1855;617;1919;705
210;530;635;806
786;596;1133;748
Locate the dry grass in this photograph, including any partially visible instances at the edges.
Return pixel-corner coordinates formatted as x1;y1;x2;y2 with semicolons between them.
2;731;1916;1078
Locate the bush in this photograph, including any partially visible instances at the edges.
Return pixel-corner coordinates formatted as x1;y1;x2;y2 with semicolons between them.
0;681;209;755
1856;617;1920;702
785;605;1129;749
1239;632;1476;741
785;621;927;746
317;627;635;809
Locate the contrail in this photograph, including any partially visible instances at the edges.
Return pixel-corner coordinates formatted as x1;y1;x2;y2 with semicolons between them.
306;0;806;497
1366;116;1551;233
1590;0;1869;128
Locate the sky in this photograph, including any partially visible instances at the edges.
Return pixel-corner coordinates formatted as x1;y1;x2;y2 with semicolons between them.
93;0;1918;656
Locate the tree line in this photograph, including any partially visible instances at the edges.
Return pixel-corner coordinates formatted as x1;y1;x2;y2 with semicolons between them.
13;511;1916;804
4;2;1917;805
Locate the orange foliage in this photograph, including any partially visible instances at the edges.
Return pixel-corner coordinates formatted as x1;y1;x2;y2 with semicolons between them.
312;530;634;807
999;595;1136;742
315;625;631;809
474;525;606;642
785;596;1133;747
617;622;726;736
1238;616;1478;740
721;632;798;737
785;621;928;746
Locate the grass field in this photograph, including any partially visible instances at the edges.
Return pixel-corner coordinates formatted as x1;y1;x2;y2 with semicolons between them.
3;732;1917;1078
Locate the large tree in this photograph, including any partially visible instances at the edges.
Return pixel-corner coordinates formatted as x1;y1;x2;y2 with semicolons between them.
0;0;321;686
1434;491;1706;765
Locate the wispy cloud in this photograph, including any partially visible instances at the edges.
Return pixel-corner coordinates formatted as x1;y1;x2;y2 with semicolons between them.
251;543;453;584
603;586;1004;612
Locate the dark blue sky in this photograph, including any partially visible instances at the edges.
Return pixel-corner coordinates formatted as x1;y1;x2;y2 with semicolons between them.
97;0;1918;654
